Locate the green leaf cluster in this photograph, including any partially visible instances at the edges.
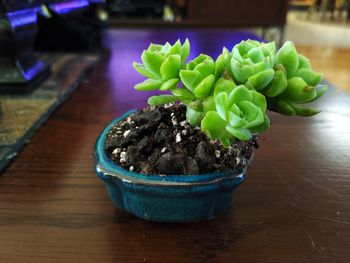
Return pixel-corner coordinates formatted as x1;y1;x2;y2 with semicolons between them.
133;39;327;146
226;40;327;116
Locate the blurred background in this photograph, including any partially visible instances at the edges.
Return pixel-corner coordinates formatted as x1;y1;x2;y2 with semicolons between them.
0;0;349;92
0;0;349;171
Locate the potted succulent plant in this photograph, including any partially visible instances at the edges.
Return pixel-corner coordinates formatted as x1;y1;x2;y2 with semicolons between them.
94;39;327;223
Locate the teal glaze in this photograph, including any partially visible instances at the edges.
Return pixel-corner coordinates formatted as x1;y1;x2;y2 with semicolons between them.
94;110;247;223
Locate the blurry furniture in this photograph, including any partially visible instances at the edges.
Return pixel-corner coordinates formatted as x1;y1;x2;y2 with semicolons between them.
0;0;105;92
186;0;288;27
107;0;163;18
290;0;315;7
186;0;289;44
307;0;349;21
0;1;49;87
109;0;289;45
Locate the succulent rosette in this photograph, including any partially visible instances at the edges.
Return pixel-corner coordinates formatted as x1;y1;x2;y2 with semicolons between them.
226;39;276;91
226;40;327;116
201;78;269;146
176;53;227;125
133;39;189;92
265;41;328;116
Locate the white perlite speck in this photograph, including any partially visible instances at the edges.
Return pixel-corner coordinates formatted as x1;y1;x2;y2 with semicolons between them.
112;148;121;155
181;130;187;136
120;151;127;163
126;117;132;123
180;120;187;126
171;115;178;126
170;112;174;117
123;130;131;137
175;133;182;143
215;150;221;158
164;103;174;108
161;147;167;153
235;157;241;165
129;166;134;171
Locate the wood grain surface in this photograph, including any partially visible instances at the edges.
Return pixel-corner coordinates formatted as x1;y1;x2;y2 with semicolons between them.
0;29;349;263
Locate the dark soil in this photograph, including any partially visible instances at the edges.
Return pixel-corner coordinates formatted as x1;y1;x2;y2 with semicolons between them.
105;103;258;175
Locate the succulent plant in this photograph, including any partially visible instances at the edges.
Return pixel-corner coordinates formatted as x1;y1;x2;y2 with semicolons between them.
265;41;327;116
226;40;327;116
133;39;189;93
225;39;276;91
201;78;269;146
133;39;327;146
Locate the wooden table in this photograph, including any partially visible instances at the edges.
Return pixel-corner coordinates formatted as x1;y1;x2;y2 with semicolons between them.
1;29;349;263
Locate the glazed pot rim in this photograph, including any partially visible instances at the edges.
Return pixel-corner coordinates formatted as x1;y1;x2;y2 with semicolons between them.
94;109;246;187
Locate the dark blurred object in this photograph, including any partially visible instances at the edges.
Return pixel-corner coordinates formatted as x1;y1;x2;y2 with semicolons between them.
187;0;288;27
0;1;49;89
107;0;163;18
0;0;44;12
35;0;107;52
0;0;107;93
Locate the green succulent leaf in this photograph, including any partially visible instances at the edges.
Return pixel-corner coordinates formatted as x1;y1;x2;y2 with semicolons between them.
171;87;195;101
147;95;178;106
251;58;271;73
188;100;203;112
168;40;181;56
135;79;164;91
294;68;323;86
228;111;248;127
249;114;270;134
203;96;216;112
215;53;226;79
201;111;227;140
219;135;233;148
263;70;287;97
298;54;311;69
251;91;267;112
247;47;265;63
141;50;164;76
179;70;202;92
283;77;317;102
273;99;296;116
275;41;299;77
186;108;205;126
148;43;162;52
214;92;229;121
228;85;252;106
160;54;181;80
194;74;215;99
160;42;171;53
291;104;321;116
133;62;159;79
262;41;276;56
181;39;190;63
193;56;215;76
230;59;255;83
247;68;274;90
305;85;328;103
226;125;252;141
160;78;179;91
238;101;264;128
214;78;236;97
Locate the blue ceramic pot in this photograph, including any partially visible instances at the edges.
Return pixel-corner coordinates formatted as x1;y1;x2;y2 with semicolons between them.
94;110;247;223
